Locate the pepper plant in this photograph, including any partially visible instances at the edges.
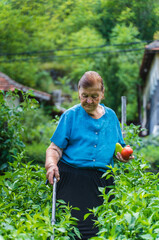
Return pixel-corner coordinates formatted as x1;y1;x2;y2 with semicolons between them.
88;124;159;240
0;152;81;240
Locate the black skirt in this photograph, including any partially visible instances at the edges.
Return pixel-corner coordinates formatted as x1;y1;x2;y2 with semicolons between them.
57;161;114;240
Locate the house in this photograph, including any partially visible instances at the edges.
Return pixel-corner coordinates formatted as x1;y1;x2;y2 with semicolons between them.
0;72;65;115
140;40;159;136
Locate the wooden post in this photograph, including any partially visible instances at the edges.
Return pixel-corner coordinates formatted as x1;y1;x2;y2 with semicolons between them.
121;96;126;138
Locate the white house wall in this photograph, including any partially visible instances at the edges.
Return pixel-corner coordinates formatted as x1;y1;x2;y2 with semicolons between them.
142;53;159;135
149;54;159;96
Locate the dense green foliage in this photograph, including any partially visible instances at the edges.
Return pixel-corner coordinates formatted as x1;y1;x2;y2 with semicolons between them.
0;91;81;239
1;100;159;239
0;90;57;169
0;153;80;240
88;125;159;240
89;159;159;239
0;90;23;170
138;135;159;173
1;91;159;239
0;0;159;122
21;108;58;165
0;90;37;170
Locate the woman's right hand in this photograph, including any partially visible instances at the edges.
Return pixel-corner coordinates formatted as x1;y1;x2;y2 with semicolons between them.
116;152;134;163
46;164;60;185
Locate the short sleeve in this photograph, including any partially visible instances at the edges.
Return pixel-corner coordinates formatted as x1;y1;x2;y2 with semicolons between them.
50;112;71;149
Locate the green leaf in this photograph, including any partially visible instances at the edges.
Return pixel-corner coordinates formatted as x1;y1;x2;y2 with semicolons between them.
124;213;132;224
73;226;81;238
83;213;91;220
57;227;66;233
141;234;153;239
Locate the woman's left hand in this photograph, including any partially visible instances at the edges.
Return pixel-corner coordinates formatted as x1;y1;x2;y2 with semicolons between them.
116;152;134;163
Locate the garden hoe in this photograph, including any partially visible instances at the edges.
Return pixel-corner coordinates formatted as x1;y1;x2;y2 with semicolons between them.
46;177;57;240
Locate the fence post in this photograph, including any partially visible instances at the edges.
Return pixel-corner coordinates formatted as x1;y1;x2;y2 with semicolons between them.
121;96;126;138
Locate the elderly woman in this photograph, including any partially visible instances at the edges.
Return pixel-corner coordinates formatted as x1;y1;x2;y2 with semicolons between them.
45;71;132;239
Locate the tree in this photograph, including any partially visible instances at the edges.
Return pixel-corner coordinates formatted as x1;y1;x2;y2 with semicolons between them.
0;0;159;123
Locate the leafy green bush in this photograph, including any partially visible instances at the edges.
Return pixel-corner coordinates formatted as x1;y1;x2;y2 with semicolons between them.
89;158;159;239
123;123;143;148
139;135;159;148
0;153;80;240
0;90;58;169
22;111;59;165
0;91;23;170
25;142;47;166
2;95;159;240
0;90;38;170
137;135;159;172
138;145;159;172
87;125;159;240
21;108;53;144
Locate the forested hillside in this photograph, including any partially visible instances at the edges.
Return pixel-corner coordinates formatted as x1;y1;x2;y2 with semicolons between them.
0;0;159;121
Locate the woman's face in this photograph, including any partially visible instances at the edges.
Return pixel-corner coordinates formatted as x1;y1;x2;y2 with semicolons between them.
78;82;104;114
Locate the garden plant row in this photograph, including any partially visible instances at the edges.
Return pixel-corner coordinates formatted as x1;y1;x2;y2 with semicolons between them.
1;91;159;239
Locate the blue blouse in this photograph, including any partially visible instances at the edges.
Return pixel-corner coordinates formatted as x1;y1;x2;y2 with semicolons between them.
50;104;125;171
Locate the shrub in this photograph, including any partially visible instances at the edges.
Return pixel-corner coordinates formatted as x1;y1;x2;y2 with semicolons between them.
22;114;59;165
25;142;47;166
0;90;58;169
21;108;53;144
0;90;25;171
137;134;159;172
87;124;159;240
89;157;159;239
138;145;159;172
0;153;81;240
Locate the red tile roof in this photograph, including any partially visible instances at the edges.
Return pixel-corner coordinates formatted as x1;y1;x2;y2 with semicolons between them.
0;72;51;101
